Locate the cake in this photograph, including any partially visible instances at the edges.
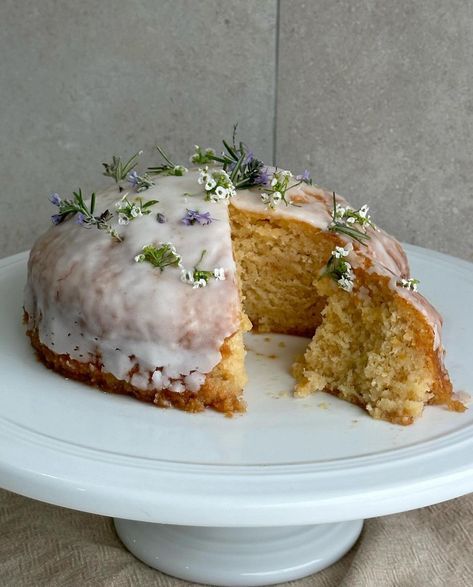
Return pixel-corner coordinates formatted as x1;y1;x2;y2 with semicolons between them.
24;138;465;424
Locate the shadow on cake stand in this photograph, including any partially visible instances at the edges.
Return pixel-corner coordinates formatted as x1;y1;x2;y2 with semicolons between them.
1;248;473;585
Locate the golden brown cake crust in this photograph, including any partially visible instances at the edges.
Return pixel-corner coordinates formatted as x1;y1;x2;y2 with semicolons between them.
25;313;246;416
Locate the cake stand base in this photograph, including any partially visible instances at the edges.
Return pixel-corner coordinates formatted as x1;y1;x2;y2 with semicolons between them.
114;519;363;586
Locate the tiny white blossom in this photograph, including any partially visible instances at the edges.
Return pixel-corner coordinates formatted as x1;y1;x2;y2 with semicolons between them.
118;214;129;226
181;269;194;284
271;177;278;187
134;254;145;263
338;276;354;292
215;185;228;199
193;278;207;289
333;246;349;258
205;178;217;191
359;204;370;218
399;278;419;292
213;268;226;281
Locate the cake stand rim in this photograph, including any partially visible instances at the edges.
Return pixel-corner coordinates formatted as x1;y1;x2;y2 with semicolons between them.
1;246;473;526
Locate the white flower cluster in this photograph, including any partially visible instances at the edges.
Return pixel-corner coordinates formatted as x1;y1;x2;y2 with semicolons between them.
333;246;350;259
116;198;141;225
332;202;373;228
337;265;355;292
260;170;293;209
398;278;419;292
326;246;355;293
180;267;226;289
198;166;236;202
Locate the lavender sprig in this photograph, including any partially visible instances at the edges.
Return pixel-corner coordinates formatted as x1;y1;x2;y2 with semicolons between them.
296;169;312;184
128;170;155;192
49;190;120;240
134;243;181;271
102;151;142;184
181;209;214;226
147;145;188;177
327;192;372;245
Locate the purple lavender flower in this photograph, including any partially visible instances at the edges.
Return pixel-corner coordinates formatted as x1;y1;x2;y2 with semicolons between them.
244;151;254;165
255;166;271;186
296;169;311;183
75;212;87;226
181;209;213;226
127;170;139;188
49;193;62;206
51;213;64;225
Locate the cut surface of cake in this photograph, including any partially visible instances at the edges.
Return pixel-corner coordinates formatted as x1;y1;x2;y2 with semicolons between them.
24;141;465;424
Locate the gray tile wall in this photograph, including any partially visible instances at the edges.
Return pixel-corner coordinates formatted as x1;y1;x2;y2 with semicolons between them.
0;0;277;257
276;0;473;261
1;0;472;261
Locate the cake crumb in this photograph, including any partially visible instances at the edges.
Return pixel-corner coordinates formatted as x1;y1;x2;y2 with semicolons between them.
452;390;471;404
278;341;286;348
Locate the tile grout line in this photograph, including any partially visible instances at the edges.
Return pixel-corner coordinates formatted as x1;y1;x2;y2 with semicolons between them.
272;0;281;167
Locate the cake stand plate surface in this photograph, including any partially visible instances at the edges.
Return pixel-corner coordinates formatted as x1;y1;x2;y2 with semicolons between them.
1;246;473;586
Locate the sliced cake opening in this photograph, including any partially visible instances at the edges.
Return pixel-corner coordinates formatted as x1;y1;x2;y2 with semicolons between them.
229;202;462;425
229;204;334;336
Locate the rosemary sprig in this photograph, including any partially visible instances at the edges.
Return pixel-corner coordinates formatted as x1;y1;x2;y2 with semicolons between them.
147;145;188;176
102;151;142;184
190;125;265;189
49;190;120;240
134;243;182;271
328;192;372;245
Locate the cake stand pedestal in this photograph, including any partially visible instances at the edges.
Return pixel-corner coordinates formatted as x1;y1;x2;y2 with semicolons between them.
1;247;473;586
113;520;363;586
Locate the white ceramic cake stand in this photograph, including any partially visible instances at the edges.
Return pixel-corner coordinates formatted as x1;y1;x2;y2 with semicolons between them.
1;246;473;586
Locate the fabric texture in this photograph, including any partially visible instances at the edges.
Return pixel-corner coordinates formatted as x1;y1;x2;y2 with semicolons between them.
0;489;472;586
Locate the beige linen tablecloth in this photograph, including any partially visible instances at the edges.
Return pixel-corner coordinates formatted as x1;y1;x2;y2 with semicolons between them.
1;489;472;586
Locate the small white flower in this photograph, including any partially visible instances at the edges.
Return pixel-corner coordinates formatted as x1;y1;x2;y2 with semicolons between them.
333;246;349;258
338;276;354;292
118;214;129;225
215;185;228;199
359;204;370;218
205;178;217;191
213;268;226;281
181;269;194;284
198;167;209;185
193;278;207;289
130;205;141;218
134;253;145;263
272;191;282;203
271;177;278;187
399;278;419;292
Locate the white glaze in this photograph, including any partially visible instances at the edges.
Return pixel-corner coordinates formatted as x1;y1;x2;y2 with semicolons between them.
25;172;240;391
